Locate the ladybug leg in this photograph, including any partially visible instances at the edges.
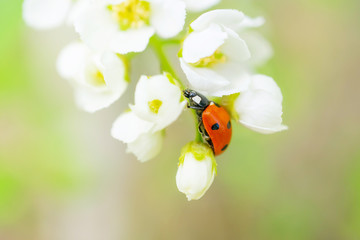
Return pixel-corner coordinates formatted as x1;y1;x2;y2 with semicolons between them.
188;105;204;110
198;123;203;134
198;122;214;152
198;123;210;141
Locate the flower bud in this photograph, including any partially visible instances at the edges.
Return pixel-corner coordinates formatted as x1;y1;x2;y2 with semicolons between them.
176;142;217;201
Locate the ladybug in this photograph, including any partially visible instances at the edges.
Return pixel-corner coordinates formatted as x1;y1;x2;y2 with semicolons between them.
183;89;232;156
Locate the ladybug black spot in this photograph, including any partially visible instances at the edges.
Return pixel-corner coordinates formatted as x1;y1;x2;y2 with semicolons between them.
211;123;220;130
227;121;231;129
221;144;228;151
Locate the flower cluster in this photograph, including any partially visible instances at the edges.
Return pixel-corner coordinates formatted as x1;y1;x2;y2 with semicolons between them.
23;0;287;200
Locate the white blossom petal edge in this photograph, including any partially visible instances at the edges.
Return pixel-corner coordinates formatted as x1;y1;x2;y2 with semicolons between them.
111;111;154;143
127;131;163;163
130;73;186;132
23;0;72;30
57;42;128;113
183;0;220;12
111;111;162;162
239;31;273;67
234;74;288;134
176;142;216;201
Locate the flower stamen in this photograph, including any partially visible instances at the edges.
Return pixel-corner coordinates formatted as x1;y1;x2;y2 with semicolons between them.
108;0;151;31
148;99;163;114
91;70;106;86
192;49;227;68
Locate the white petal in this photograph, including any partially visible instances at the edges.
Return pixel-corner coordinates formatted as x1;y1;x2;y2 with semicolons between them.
183;0;220;12
130;75;159;122
180;58;251;97
101;51;128;92
182;24;227;63
67;0;89;26
210;64;252;96
237;16;265;31
58;43;128;112
73;87;119;113
240;121;288;134
250;74;283;101
23;0;71;30
110;27;155;54
180;58;230;95
150;0;186;38
151;100;186;132
74;1;118;52
130;74;186;131
127;131;163;162
235;74;287;134
239;31;273;67
111;111;154;143
56;42;88;79
220;26;251;63
190;9;244;32
236;91;283;131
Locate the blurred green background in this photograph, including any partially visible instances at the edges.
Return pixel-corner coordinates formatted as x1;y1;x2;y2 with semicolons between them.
1;0;360;239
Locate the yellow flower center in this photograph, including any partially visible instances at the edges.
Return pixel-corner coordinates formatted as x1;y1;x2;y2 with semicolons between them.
91;70;106;86
148;99;163;114
108;0;151;31
192;49;227;68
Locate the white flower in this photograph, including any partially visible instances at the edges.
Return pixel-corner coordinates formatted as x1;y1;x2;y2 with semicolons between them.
176;142;216;201
179;9;272;97
191;11;272;66
23;0;72;30
111;111;163;162
130;73;186;132
22;0;87;30
183;0;220;12
127;131;163;162
57;42;128;113
234;74;288;134
111;73;185;162
74;0;186;54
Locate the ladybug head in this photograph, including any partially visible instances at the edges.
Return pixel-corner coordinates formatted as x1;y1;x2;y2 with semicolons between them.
183;89;210;109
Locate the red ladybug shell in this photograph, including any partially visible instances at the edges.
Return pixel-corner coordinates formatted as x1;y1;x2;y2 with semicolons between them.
202;102;232;156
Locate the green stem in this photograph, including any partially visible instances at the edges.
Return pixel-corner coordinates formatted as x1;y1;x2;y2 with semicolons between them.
195;128;203;143
150;36;185;89
150;37;202;143
161;38;182;45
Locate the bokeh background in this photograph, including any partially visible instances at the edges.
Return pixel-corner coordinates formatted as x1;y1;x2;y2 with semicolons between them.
1;0;360;239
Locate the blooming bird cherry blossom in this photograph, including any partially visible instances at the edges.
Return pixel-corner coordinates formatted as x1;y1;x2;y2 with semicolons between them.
74;0;186;54
57;42;128;113
24;0;288;201
111;73;185;161
176;142;216;201
180;9;272;97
